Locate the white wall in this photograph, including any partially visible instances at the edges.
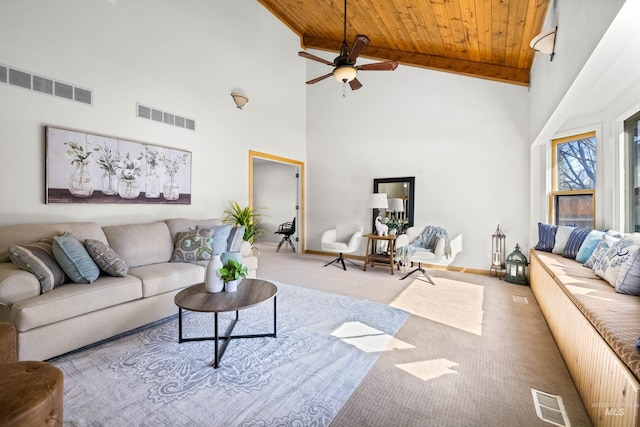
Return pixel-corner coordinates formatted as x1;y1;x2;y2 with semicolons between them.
529;1;640;241
0;0;306;226
305;60;530;270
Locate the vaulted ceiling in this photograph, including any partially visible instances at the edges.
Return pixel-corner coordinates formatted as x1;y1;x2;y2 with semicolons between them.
257;0;551;86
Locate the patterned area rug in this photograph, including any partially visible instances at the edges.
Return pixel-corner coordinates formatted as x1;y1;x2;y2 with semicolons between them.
50;282;409;426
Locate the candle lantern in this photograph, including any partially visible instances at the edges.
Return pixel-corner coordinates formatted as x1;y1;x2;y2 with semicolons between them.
505;244;529;285
490;225;506;278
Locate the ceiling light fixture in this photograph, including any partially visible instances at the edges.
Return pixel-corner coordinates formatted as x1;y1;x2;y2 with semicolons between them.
231;93;249;109
333;65;357;83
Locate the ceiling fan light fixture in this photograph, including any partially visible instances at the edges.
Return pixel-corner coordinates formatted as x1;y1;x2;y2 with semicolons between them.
333;65;357;83
231;93;249;109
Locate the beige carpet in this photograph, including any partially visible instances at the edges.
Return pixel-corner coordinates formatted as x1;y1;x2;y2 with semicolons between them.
254;240;593;426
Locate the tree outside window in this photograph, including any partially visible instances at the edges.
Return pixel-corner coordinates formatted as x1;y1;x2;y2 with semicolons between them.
551;132;596;228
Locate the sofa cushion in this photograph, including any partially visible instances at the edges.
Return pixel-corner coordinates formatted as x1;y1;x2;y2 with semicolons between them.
52;232;100;284
534;223;557;252
552;225;575;254
8;241;67;293
170;229;215;262
575;230;605;263
10;275;142;332
84;239;129;277
562;227;591;259
127;262;204;298
103;222;173;268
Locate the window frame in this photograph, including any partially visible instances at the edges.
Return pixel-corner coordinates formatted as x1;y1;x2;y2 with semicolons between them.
549;131;597;228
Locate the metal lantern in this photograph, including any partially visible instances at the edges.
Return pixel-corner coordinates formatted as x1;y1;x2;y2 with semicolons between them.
505;244;529;285
490;225;506;278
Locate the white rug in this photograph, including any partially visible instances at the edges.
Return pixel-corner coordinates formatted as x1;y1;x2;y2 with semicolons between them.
50;282;410;426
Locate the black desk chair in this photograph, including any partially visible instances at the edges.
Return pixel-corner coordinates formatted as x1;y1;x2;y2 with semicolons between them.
275;218;296;252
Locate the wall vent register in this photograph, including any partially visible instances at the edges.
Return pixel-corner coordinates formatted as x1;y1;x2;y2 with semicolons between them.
0;63;92;105
136;103;195;131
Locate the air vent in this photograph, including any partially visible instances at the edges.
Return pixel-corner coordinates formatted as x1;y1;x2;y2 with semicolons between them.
0;63;92;105
531;389;570;426
137;103;195;131
512;295;529;304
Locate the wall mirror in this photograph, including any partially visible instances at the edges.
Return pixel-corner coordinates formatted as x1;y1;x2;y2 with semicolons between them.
373;177;415;232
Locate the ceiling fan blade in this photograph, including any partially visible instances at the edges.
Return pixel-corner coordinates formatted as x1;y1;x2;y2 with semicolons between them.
306;73;333;85
349;78;363;91
357;61;399;71
347;35;370;63
298;51;334;66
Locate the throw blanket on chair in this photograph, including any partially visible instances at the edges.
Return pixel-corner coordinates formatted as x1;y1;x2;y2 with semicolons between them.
399;226;452;259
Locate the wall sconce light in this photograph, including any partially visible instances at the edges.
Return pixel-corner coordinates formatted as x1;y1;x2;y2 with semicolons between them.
530;27;557;61
231;93;249;109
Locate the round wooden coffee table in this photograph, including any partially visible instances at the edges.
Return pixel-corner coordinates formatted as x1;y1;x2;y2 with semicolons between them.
174;278;277;368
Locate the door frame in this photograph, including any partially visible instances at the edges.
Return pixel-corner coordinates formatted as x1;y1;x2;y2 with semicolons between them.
249;150;305;252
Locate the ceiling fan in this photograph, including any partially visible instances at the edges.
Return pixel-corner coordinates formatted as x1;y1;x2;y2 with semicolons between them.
298;0;398;92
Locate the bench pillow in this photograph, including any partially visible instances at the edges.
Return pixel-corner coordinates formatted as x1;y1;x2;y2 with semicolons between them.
584;234;619;269
616;249;640;296
575;230;605;263
562;227;591;259
552;225;576;254
594;236;640;286
534;223;557;252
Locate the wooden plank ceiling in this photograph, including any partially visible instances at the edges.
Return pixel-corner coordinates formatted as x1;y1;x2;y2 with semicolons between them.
257;0;551;86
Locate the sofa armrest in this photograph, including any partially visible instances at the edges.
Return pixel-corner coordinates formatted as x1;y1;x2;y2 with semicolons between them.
0;263;41;306
0;322;17;363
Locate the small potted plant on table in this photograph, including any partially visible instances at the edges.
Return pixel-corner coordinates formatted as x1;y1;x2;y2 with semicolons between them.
218;259;248;292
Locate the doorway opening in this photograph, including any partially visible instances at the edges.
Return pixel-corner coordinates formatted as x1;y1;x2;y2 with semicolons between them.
249;150;305;253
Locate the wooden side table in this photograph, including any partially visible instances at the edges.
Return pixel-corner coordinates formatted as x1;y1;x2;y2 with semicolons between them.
363;233;397;275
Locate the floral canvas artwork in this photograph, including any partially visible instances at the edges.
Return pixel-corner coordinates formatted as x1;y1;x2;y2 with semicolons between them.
46;126;191;204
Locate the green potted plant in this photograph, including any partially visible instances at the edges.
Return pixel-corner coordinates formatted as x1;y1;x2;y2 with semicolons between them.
218;259;248;292
222;201;265;244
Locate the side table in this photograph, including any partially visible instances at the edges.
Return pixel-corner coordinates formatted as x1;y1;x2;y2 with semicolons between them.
363;233;397;275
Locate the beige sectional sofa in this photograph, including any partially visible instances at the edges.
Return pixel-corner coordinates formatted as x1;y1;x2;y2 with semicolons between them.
530;249;640;426
0;218;257;361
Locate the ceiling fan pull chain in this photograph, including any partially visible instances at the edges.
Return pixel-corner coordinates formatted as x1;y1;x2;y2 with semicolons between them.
343;81;347;97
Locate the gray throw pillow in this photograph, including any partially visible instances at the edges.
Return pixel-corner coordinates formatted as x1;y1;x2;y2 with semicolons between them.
85;239;129;277
227;226;246;252
52;232;100;284
9;240;67;293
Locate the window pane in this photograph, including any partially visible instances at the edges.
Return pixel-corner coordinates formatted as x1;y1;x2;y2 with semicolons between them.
554;194;594;228
556;138;596;190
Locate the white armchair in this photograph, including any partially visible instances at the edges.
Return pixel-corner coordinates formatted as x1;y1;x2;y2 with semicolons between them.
396;225;450;284
321;223;363;270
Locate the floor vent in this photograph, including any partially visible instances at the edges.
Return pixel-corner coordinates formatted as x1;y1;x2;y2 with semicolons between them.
137;103;195;131
512;295;529;304
531;388;570;426
0;63;92;105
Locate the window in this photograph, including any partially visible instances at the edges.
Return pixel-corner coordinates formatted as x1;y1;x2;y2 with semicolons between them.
626;111;640;231
550;132;596;228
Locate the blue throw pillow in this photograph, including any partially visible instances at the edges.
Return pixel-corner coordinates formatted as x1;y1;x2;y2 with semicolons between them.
534;223;557;252
575;230;605;263
52;232;100;284
198;224;233;255
562;227;591;259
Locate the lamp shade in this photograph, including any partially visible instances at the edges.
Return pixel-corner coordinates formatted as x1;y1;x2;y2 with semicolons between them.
333;65;357;83
388;198;404;212
231;93;249;109
367;193;388;209
530;28;556;54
